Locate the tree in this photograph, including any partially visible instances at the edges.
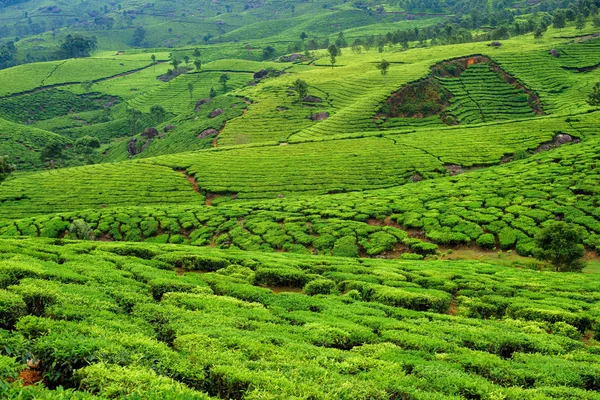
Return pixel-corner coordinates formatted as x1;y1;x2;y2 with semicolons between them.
151;54;156;64
194;59;201;71
335;31;347;48
593;15;600;28
533;222;585;272
0;156;15;183
209;87;217;98
127;108;143;134
171;58;180;70
327;44;339;68
60;34;97;58
150;104;166;122
376;59;390;76
300;32;308;41
132;26;145;46
40;142;64;168
589;82;600;106
292;79;308;102
187;82;194;99
553;11;566;30
183;55;190;65
534;26;546;40
81;81;94;92
263;45;276;60
576;14;586;30
193;48;201;57
219;73;230;91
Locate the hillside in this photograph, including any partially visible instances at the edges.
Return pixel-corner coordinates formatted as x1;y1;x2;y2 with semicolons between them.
2;0;600;398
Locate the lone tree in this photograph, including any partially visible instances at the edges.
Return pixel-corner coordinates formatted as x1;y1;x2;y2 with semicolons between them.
60;34;97;58
193;48;201;57
533;222;586;272
40;142;64;168
0;155;15;183
150;104;166;122
194;59;201;71
219;73;230;91
132;26;145;46
127;108;143;135
292;79;308;102
187;82;194;99
171;58;180;70
209;87;217;98
589;82;600;105
327;44;339;68
183;55;190;65
151;54;156;64
376;59;390;76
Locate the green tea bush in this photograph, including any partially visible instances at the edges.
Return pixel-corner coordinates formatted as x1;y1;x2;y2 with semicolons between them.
0;290;26;329
476;233;496;249
304;279;336;295
332;236;359;257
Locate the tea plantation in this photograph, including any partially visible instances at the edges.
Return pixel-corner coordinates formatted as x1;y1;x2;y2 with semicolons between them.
1;238;600;399
2;0;600;397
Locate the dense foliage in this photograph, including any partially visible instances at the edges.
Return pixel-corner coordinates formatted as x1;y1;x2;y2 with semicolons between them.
0;239;599;399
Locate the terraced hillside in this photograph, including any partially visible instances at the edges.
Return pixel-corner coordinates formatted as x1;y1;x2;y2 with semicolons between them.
1;238;599;399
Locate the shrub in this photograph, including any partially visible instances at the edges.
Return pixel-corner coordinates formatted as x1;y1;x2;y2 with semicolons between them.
304;279;336;296
0;355;21;383
154;254;229;271
0;290;26;329
77;363;210;399
332;236;359;257
476;233;496;249
66;220;95;240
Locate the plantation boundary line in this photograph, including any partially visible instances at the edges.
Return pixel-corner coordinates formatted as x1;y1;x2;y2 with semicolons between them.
0;62;158;99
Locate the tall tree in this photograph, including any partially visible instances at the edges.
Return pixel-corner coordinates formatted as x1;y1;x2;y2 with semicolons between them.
132;26;145;46
219;73;230;91
588;82;600;105
327;44;339;68
376;59;390;76
0;155;15;183
293;79;308;102
187;82;194;99
60;34;97;58
194;59;202;71
553;11;566;30
534;222;585;272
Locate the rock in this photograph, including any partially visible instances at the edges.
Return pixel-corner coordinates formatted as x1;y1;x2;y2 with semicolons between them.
163;124;176;133
277;106;288;112
444;164;464;176
303;95;322;103
489;41;502;47
278;194;284;198
549;49;560;58
254;69;268;80
194;98;211;112
209;108;224;118
410;173;423;182
141;127;158;138
554;134;572;145
127;138;137;156
198;128;218;139
308;112;329;121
